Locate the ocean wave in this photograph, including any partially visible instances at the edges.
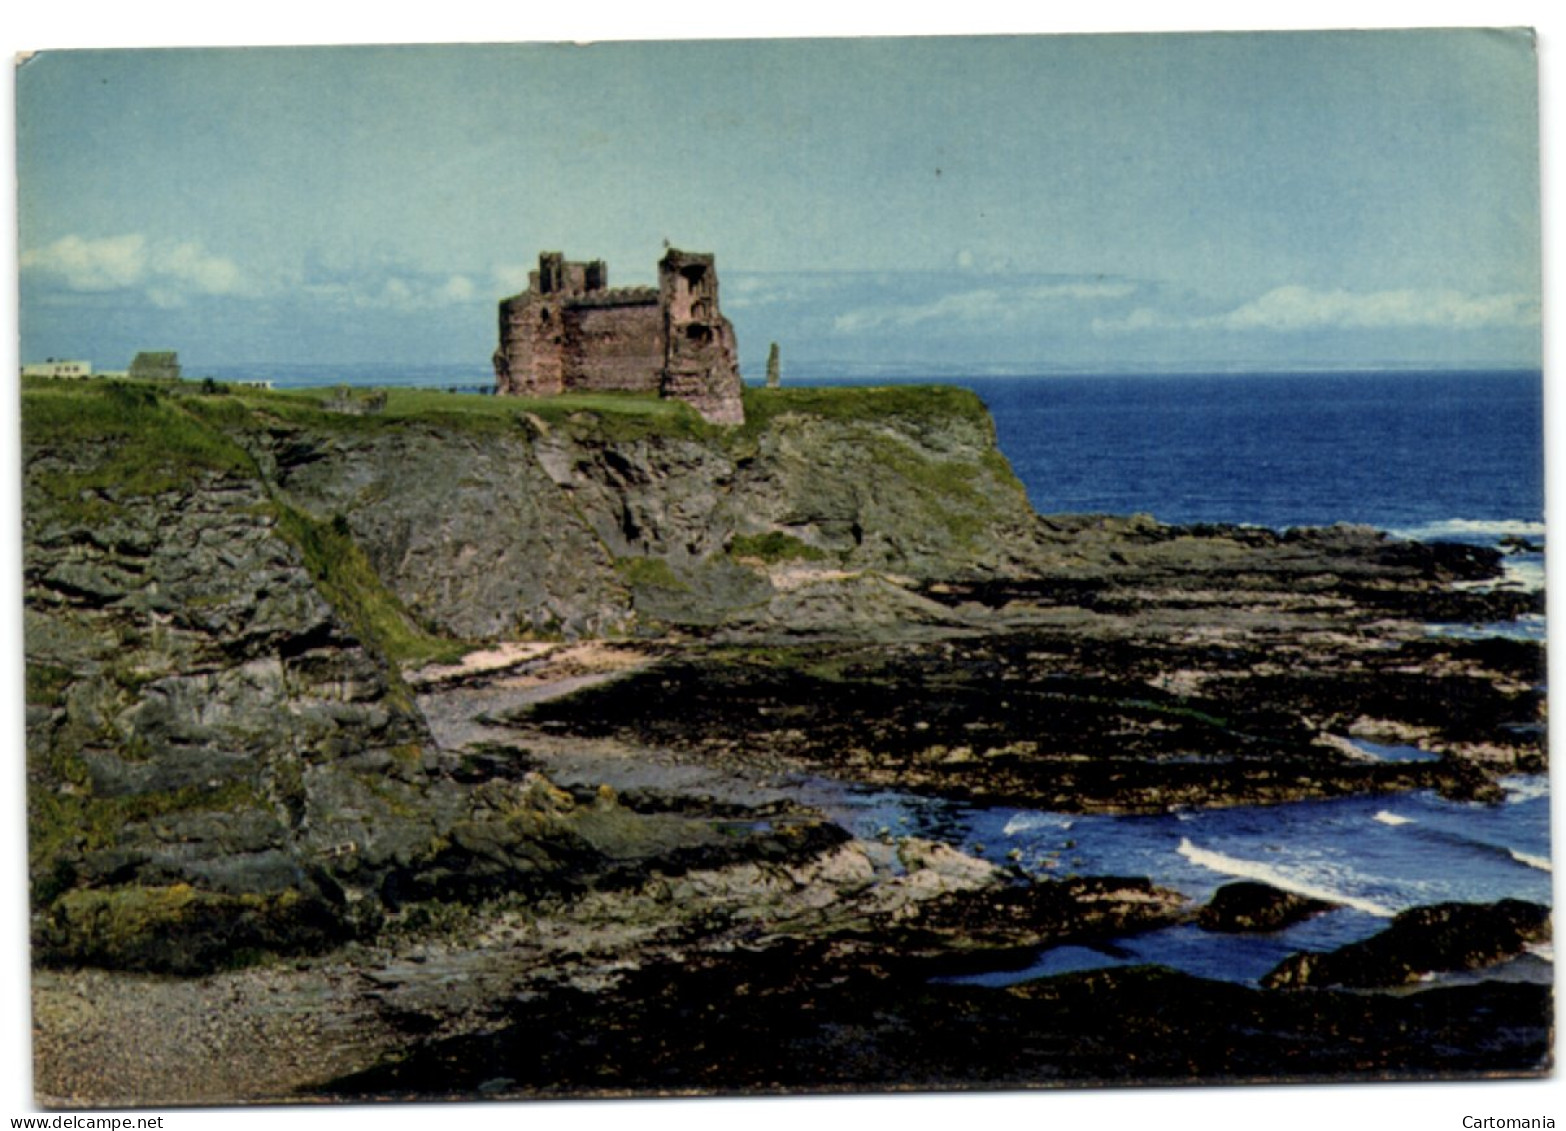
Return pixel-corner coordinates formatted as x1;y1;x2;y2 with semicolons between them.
1003;812;1074;836
1373;811;1414;827
1526;942;1554;963
1508;848;1552;873
1500;775;1551;805
1176;838;1394;917
1427;615;1547;643
1390;518;1546;543
1501;559;1547;591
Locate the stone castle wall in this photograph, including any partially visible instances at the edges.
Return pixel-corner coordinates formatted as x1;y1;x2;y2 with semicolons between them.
494;250;744;425
565;299;664;393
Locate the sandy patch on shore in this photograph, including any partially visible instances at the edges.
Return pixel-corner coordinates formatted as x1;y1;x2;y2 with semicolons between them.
404;641;557;688
490;641;654;690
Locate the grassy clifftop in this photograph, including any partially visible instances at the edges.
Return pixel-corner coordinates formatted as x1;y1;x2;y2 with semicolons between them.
170;378;1001;442
24;375;1043;642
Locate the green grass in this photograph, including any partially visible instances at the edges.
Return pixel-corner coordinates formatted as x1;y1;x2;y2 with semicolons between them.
28;777;267;905
30;373;995;446
614;555;690;592
735;384;992;436
270;505;467;668
861;436;997;547
24;663;75;710
22;379;257;517
40;375;999;459
727;530;830;564
40;882;333;973
186;382;711;443
207;381;992;447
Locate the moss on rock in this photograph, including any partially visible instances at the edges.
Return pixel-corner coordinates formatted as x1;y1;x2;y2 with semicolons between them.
38;883;354;974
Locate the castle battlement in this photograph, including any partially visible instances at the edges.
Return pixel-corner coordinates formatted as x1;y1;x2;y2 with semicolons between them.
493;250;744;425
566;286;660;309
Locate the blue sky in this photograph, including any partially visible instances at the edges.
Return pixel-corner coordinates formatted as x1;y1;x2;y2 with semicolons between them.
17;31;1542;375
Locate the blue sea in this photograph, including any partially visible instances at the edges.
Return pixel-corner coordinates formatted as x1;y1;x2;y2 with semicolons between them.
227;363;1549;981
966;369;1544;533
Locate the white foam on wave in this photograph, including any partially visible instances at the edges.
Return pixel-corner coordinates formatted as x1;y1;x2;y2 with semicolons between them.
1526;942;1555;963
1002;812;1073;837
1508;848;1553;873
1501;559;1547;592
1176;837;1395;917
1373;811;1414;827
1501;776;1551;805
1391;518;1546;543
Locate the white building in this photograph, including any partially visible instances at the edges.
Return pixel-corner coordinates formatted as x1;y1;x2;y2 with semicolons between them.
22;359;93;379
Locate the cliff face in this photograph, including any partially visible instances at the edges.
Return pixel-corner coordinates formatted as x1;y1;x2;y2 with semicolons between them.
228;384;1048;640
20;379;1049;970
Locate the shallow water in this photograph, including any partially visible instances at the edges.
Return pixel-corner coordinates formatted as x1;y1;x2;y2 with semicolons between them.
793;773;1552;985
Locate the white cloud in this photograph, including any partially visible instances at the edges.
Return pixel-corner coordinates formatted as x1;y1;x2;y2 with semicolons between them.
22;233;248;301
297;270;486;312
1095;285;1540;335
833;281;1138;335
1215;286;1539;331
25;233;505;319
21;233;149;291
161;241;244;295
439;275;477;304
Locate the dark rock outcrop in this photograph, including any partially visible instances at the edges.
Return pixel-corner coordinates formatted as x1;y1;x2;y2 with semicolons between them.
511;626;1544;812
875;875;1189;974
1263;899;1551;988
1198;881;1336;933
322;952;1552;1097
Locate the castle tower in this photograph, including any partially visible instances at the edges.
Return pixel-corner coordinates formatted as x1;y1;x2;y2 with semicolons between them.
657;250;745;426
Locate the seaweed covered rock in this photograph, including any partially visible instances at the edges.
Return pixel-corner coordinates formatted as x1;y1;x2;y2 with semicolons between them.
36;883;355;975
1262;899;1551;988
874;875;1189;974
1198;881;1336;933
376;776;854;908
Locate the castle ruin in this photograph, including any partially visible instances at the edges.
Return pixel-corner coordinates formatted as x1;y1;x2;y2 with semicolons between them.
493;249;745;425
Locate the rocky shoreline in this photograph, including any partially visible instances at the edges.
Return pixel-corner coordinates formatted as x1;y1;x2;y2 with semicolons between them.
34;604;1552;1103
22;380;1551;1104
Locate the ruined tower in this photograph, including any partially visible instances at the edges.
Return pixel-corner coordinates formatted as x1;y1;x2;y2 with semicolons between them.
655;250;745;426
493;249;744;425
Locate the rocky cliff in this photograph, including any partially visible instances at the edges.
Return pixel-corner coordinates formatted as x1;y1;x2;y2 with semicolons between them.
206;383;1050;639
20;378;1054;970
